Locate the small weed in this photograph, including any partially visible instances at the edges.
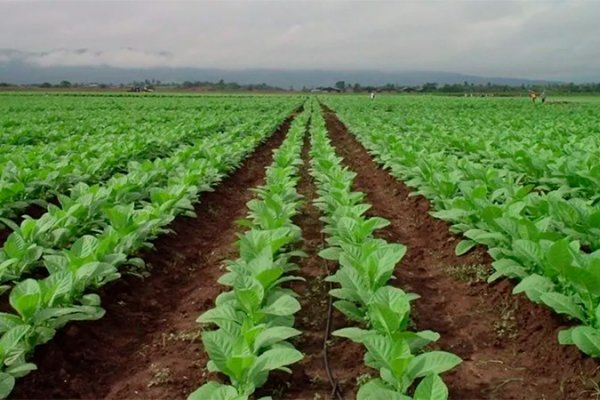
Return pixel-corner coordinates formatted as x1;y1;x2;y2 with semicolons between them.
147;364;173;387
577;367;600;399
356;373;373;387
494;301;518;341
271;381;291;398
446;263;490;284
161;329;201;346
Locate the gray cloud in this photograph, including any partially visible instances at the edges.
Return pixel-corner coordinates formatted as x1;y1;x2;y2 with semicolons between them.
1;0;599;81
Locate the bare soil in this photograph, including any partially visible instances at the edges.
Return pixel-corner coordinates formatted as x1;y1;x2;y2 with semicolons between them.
321;105;600;400
12;115;294;400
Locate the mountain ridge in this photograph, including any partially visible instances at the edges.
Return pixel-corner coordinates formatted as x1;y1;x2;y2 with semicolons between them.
0;49;561;87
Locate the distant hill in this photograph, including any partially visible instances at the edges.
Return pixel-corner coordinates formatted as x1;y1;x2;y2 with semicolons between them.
0;49;557;88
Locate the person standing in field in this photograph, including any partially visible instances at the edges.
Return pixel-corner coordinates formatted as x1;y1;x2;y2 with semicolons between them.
540;91;546;103
528;90;537;103
370;91;375;100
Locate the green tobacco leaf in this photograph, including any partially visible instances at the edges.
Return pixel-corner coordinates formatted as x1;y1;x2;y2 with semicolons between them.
558;327;575;345
0;324;30;361
400;330;440;353
512;274;554;303
198;305;240;327
430;209;469;222
261;295;300;317
332;327;373;343
488;258;528;282
332;300;364;322
71;235;98;259
318;247;342;261
202;330;233;374
406;351;462;382
455;240;476;256
0;373;15;400
3;234;27;259
413;374;449;400
0;313;22;334
254;326;301;351
187;381;244;400
512;239;542;266
4;362;36;379
546;239;573;276
369;286;411;335
9;279;42;322
356;378;411;400
249;347;303;375
539;292;587;322
570;326;600;358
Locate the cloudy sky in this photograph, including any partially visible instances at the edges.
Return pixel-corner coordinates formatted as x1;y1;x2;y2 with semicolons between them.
1;0;599;81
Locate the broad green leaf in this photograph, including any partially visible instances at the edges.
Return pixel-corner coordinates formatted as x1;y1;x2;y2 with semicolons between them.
570;326;600;358
455;240;476;256
0;373;15;399
319;247;342;261
546;239;573;275
187;381;244;400
332;327;372;343
250;347;303;375
512;274;554;303
406;351;462;381
254;326;301;351
9;279;42;321
356;378;411;400
413;374;449;400
558;327;575;345
262;295;300;317
202;330;233;373
5;362;37;378
512;239;542;266
539;292;587;322
3;234;27;259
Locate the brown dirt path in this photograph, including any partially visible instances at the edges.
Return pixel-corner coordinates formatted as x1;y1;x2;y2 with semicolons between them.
12;114;296;400
321;106;600;400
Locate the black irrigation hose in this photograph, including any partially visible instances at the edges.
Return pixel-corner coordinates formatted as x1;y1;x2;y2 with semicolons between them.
323;285;344;400
321;229;344;400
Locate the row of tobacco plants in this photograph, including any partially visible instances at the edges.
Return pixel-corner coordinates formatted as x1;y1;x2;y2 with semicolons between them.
324;96;600;358
191;109;309;399
0;116;284;287
0;94;299;223
0;104;300;398
309;105;461;399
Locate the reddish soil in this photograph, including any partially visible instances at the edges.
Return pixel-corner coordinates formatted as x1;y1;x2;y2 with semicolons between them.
259;132;368;400
321;106;600;400
12;115;295;400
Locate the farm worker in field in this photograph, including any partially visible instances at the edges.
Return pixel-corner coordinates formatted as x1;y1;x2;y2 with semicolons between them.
370;91;375;100
540;91;546;103
528;90;537;103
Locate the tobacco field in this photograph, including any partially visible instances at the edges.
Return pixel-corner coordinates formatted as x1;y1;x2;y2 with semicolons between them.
1;93;600;400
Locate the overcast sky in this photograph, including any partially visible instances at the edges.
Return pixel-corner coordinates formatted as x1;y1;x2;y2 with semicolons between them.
1;0;599;81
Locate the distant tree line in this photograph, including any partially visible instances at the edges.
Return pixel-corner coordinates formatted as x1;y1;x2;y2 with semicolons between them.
179;79;284;92
2;78;600;94
0;78;286;92
316;80;600;95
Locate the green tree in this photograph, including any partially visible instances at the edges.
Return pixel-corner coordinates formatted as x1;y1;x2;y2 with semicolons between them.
335;81;346;91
